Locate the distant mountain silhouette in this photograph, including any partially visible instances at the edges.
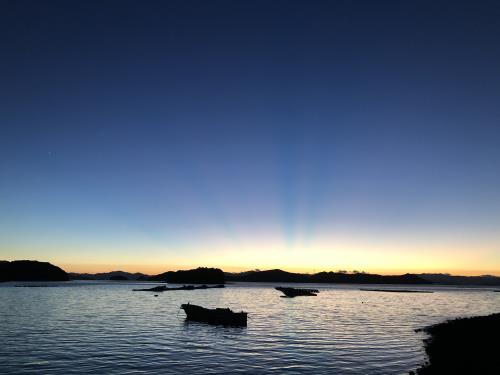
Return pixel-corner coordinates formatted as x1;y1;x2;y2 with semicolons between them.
0;260;68;282
109;275;128;281
150;267;225;284
8;260;500;286
226;269;431;284
418;273;500;286
69;271;150;281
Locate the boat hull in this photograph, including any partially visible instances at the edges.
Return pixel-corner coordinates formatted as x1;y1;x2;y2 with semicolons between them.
181;303;247;326
276;287;319;297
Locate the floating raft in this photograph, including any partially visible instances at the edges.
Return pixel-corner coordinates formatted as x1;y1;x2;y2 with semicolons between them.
181;303;247;326
359;288;433;293
133;284;224;292
276;286;319;297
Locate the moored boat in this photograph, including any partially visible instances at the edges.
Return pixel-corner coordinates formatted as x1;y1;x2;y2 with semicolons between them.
181;303;247;326
276;286;319;297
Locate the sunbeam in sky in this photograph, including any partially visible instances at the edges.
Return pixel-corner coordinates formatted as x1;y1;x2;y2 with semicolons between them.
1;1;500;275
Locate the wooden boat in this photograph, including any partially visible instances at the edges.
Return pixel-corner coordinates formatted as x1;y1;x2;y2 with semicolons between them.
276;286;319;297
181;303;247;326
133;284;224;292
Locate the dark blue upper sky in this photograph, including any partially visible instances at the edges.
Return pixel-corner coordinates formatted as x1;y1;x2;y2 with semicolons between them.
1;0;500;273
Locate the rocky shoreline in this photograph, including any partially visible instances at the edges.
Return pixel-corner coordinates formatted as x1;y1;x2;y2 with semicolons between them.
413;313;500;374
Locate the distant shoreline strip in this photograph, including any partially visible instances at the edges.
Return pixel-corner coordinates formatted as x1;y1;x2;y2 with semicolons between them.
360;288;434;293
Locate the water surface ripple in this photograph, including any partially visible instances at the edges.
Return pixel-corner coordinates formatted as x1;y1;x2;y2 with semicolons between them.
1;282;500;374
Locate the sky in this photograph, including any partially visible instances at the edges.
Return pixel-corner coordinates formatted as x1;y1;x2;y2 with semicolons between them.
1;0;500;275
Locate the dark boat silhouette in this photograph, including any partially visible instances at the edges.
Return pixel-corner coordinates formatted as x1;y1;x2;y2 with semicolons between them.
276;286;319;297
181;303;247;326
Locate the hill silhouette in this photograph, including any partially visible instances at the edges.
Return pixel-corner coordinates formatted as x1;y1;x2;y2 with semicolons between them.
418;273;500;286
69;271;150;281
8;260;500;286
109;275;128;281
226;269;430;284
0;260;68;282
150;267;225;284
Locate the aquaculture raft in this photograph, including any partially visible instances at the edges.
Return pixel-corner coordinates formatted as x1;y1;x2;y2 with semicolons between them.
133;284;224;292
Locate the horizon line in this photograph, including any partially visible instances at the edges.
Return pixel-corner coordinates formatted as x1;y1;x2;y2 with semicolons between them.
12;260;497;277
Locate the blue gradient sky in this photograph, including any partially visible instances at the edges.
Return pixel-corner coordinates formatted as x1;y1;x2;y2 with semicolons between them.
1;1;500;274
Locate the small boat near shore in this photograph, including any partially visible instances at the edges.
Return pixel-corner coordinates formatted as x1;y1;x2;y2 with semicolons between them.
181;303;247;326
276;287;319;297
133;284;224;292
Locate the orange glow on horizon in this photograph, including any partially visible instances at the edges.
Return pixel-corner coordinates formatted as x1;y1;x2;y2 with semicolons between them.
4;232;499;277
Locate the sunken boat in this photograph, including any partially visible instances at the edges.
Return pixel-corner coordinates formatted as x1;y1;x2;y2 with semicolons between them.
181;303;247;326
276;286;319;297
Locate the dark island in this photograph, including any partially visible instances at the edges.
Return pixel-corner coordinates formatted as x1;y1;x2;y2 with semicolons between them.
150;267;225;284
0;260;69;282
414;313;500;374
226;269;430;284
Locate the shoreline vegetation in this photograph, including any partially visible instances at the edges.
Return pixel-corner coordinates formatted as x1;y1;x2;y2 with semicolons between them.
413;313;500;374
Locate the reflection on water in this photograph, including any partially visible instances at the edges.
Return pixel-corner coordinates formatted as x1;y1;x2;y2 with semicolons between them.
1;282;500;374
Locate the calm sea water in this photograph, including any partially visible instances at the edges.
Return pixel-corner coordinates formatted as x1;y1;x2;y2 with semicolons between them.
1;281;499;375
